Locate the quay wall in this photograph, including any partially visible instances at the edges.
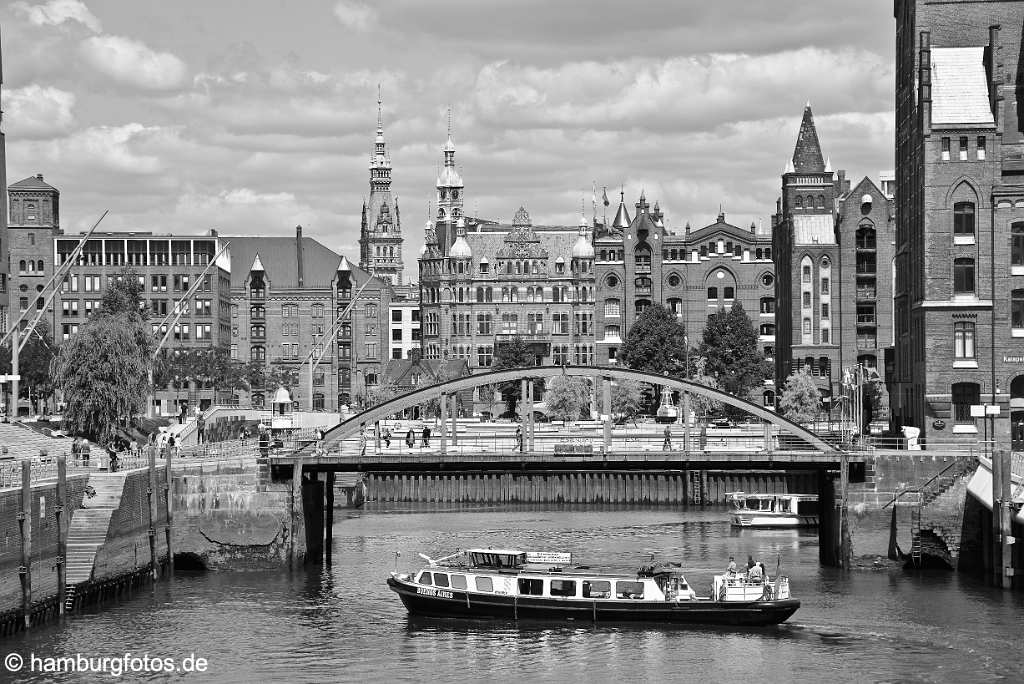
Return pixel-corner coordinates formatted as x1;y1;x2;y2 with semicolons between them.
0;474;89;612
92;469;169;581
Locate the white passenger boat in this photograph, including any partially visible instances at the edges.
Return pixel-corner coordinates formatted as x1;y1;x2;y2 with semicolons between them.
387;548;799;626
728;492;820;528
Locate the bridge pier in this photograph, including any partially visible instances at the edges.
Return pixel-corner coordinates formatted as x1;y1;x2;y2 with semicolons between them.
602;379;612;453
439;394;447;457
527;380;535;451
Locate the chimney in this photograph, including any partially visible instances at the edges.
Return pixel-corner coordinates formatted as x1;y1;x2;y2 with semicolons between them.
36;173;43;181
296;225;304;287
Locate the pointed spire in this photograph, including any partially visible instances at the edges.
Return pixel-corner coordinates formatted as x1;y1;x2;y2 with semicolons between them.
612;190;631;229
824;156;832;173
791;104;826;173
784;158;795;174
250;253;265;272
377;83;383;132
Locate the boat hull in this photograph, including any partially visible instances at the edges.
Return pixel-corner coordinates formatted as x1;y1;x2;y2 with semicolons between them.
387;577;799;626
730;513;819;528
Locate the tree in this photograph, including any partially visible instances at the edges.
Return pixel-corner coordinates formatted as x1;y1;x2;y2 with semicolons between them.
366;381;400;408
616;304;689;376
697;302;771;407
611;380;644;424
491;336;538;416
544;376;590;424
687;359;723;418
19;322;58;413
778;368;821;424
51;269;155;443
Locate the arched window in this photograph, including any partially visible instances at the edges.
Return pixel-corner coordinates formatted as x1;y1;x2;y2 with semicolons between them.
795;196;803;209
816;195;825;209
604;298;620;317
954;202;975;237
856;223;876;249
953;258;975;294
18;260;25;273
756;248;763;260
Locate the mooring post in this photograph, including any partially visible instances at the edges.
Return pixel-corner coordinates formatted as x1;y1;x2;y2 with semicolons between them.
148;446;158;580
602;378;612;454
996;449;1014;589
991;448;1002;586
19;459;32;629
289;456;305;569
56;455;67;616
324;471;335;564
840;450;851;569
164;445;173;576
439;394;447;457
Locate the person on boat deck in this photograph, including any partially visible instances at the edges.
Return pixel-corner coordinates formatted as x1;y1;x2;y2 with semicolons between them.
757;561;769;582
748;561;763;581
726;556;737;574
747;555;756;571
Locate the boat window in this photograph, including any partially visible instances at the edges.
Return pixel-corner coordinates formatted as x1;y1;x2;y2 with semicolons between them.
616;581;645;599
518;578;544;596
778;499;791;513
475;576;493;592
582;580;611;599
433;573;450;588
549;579;576;597
759;499;772;511
450;574;468;590
418;572;433;585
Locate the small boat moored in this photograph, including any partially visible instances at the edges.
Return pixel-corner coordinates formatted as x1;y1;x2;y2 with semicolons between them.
728;492;820;528
387;548;799;626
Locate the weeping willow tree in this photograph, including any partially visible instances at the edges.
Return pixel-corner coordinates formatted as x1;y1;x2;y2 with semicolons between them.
51;269;155;444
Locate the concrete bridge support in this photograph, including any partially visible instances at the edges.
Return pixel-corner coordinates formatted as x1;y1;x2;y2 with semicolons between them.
299;469;337;566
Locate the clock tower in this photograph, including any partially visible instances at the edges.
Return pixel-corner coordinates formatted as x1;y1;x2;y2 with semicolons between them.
435;110;464;256
358;89;404;285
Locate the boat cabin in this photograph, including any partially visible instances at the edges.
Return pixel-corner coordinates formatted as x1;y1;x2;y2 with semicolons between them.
728;493;819;516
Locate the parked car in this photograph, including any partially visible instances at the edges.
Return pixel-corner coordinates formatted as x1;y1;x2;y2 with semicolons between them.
710;417;735;429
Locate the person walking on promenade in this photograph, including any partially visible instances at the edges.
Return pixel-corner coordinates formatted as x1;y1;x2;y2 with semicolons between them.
422;425;432;448
383;428;392;448
405;427;416;449
81;439;91;468
515;425;523;453
663;425;672;451
71;437;81;467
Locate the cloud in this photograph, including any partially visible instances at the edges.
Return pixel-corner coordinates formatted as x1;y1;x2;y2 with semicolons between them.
12;123;167;176
11;0;102;33
78;35;188;91
173;187;325;235
333;1;376;31
3;85;76;138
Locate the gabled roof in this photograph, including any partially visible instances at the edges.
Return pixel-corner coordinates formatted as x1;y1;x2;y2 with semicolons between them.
226;235;370;288
686;213;756;242
384;358;469;388
791;105;826;174
931;47;995;127
792;214;836;245
9;174;59;192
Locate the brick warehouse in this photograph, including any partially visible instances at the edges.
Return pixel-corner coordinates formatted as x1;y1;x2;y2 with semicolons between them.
593;193;777;408
773;106;897;426
892;0;1024;449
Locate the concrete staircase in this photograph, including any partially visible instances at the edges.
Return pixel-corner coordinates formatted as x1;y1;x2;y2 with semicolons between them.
63;473;126;609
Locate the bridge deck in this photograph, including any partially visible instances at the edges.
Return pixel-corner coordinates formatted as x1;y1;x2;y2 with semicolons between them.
272;449;860;473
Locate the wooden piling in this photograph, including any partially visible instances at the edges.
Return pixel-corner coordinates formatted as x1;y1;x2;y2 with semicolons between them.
20;461;32;629
163;446;174;575
56;455;67;616
148;447;158;579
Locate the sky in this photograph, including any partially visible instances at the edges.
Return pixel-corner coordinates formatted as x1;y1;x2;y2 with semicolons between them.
0;0;895;278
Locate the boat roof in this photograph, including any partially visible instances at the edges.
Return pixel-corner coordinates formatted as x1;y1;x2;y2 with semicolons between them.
467;548;524;556
727;492;817;500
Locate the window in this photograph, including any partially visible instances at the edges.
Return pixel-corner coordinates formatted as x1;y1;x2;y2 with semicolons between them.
977;136;986;160
941;137;950;161
615;581;645;599
475;576;493;592
723;286;734;300
553;344;570;365
433;573;450;588
1012;223;1024;268
820;327;830;343
802;292;811;308
954;321;976;358
313;304;324;319
450;574;468;590
553;313;569;334
195;324;212;340
194;298;212;317
282;304;298;318
707;287;718;300
821;303;830;319
959;136;968;161
953;202;975;238
365;342;378;358
1013;290;1024;331
802;265;811;282
582;580;611;599
953;258;975;295
477;345;493;367
803;318;811;335
250;324;265;338
952;382;980;423
518;578;544;596
604;298;620;318
550;579;576;597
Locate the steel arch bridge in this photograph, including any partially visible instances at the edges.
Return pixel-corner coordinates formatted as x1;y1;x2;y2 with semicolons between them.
302;365;838;454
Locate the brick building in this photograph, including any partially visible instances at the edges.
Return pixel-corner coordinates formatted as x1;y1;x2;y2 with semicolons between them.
7;174;59;335
595;192;777;407
773;107;897;423
892;0;1024;447
228;228;391;411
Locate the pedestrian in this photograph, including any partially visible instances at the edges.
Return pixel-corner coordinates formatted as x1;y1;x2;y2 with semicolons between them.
747;554;756;571
515;425;523;452
663;425;672;450
422;425;431;448
106;442;119;473
178;403;186;425
81;439;91;467
71;437;81;467
168;434;176;458
383;428;392;448
197;415;206;444
405;427;416;449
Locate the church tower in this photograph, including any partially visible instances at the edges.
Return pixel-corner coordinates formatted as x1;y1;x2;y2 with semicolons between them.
358;89;403;285
435;109;464;256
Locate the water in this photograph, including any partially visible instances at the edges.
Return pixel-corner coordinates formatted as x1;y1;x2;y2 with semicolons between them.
6;504;1024;683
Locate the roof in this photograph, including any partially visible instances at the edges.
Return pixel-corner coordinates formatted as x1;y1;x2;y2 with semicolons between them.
686;213;757;242
931;47;995;127
9;174;59;192
225;235;367;288
384;357;469;388
791;105;826;174
792;214;836;245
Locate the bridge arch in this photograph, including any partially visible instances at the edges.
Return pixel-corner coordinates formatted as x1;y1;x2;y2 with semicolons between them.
309;365;838;453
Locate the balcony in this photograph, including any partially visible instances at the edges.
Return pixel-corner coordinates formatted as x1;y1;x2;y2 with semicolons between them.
495;333;549;343
634;264;652;275
634;285;652;296
856;314;877;325
855;287;876;300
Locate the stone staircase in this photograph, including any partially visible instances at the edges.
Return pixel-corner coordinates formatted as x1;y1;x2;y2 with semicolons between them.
63;473;126;609
909;458;977;567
